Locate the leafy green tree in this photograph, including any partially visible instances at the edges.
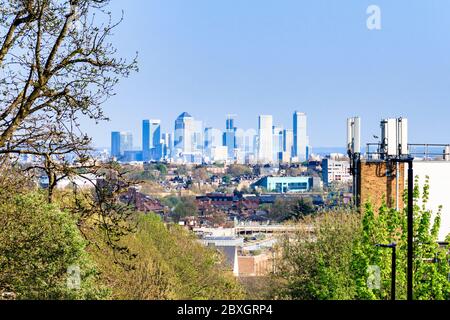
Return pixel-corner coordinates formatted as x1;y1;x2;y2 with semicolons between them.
274;177;450;300
353;177;450;300
268;198;316;222
0;192;108;300
90;214;244;300
222;175;232;184
171;197;198;222
227;164;252;177
275;211;361;300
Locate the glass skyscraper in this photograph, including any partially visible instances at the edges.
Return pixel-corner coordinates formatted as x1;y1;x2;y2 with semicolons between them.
111;131;133;159
142;119;162;161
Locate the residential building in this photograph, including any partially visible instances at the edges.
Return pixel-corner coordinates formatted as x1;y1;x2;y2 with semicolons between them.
322;158;352;187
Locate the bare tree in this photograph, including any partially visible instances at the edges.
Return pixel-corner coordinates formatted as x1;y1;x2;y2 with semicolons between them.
0;0;137;155
0;0;139;265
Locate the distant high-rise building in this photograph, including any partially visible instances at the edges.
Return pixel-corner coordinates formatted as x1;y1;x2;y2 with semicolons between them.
205;127;223;161
162;132;173;159
283;129;294;161
258;115;273;164
111;132;121;158
224;115;236;161
111;131;133;159
174;112;194;157
244;129;258;164
174;112;203;162
272;126;284;163
193;120;203;155
142;119;162;161
293;111;308;162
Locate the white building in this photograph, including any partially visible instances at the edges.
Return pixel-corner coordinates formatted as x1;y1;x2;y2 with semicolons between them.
204;127;223;161
258;115;273;164
322;158;352;187
410;161;450;241
272;126;284;163
174;112;203;163
283;129;294;162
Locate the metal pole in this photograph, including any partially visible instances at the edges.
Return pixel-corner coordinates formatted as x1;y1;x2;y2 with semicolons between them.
407;160;414;301
396;164;399;211
391;244;396;301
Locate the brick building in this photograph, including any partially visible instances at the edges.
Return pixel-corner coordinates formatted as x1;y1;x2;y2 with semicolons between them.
356;160;405;211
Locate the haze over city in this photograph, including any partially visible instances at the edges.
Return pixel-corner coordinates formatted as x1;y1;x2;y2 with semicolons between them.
82;0;450;149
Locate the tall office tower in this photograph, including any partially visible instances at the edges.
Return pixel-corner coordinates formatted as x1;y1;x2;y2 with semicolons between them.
142;119;162;161
234;128;246;163
272;126;284;163
111;131;133;159
205;127;223;159
283;129;294;160
193;120;203;158
142;120;150;158
293;111;308;162
224;115;237;161
162;133;173;160
258;115;273;164
111;132;121;158
174;112;194;157
244;129;258;164
174;112;203;162
122;132;133;155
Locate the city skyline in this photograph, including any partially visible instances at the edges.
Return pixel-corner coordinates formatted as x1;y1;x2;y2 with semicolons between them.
111;110;309;164
81;1;450;149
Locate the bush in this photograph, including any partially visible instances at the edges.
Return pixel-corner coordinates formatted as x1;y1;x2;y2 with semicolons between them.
90;214;245;300
0;192;108;300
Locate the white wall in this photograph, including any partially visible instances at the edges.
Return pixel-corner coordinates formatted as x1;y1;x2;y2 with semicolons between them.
409;161;450;241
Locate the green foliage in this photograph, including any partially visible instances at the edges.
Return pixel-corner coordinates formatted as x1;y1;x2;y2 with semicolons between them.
227;164;252;177
222;175;232;184
268;198;316;222
91;214;245;300
171;197;198;222
0;192;108;300
275;211;361;300
275;177;450;300
161;195;182;209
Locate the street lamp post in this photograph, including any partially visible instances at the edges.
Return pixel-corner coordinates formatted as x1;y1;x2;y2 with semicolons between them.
390;158;414;300
375;243;397;301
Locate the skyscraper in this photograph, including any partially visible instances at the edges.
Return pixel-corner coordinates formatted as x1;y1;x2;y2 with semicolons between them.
142;119;162;161
111;131;133;159
283;129;294;161
293;111;308;162
111;132;121;159
174;112;194;157
224;115;236;161
272;126;284;163
244;129;258;164
174;112;203;163
162;132;173;160
205;127;223;156
258;115;273;164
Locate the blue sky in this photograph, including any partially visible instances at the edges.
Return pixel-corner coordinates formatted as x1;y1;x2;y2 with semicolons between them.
84;0;450;149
